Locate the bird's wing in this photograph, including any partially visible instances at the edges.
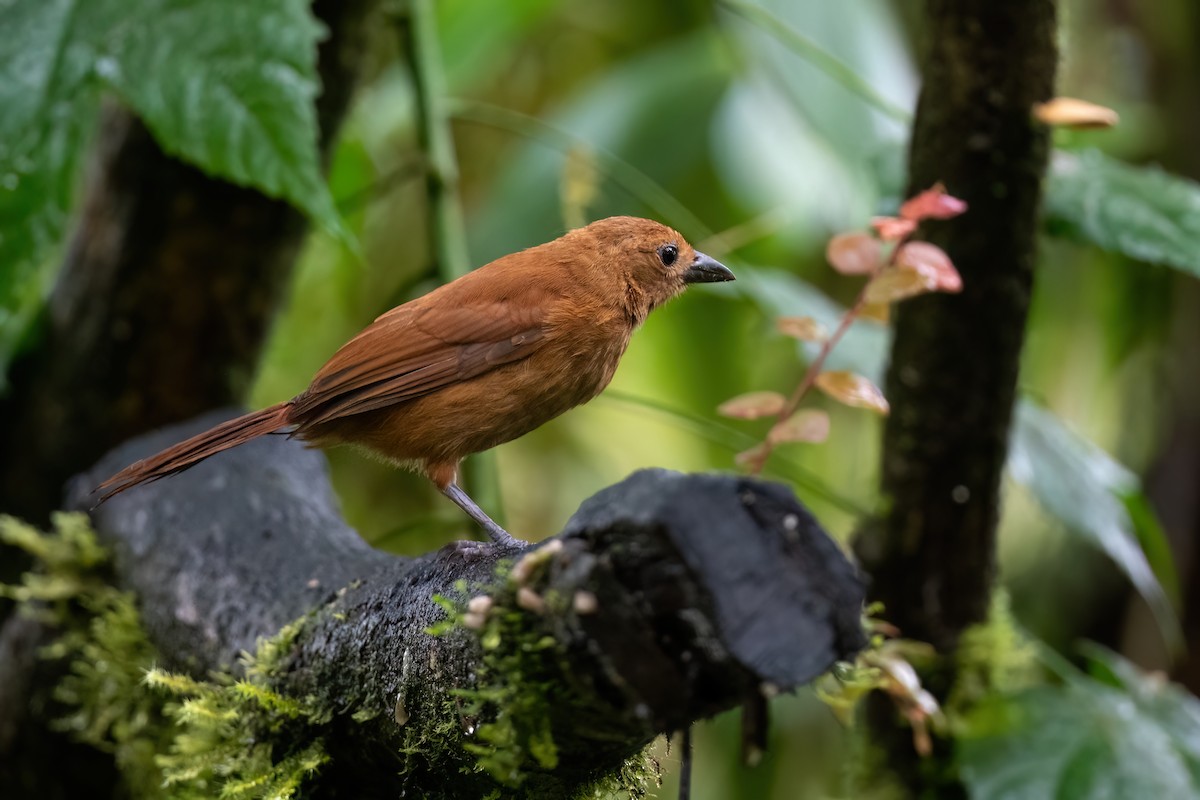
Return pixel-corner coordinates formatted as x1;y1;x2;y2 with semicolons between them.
290;300;548;425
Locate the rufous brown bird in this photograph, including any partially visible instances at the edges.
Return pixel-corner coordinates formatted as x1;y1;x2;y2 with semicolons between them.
96;216;734;545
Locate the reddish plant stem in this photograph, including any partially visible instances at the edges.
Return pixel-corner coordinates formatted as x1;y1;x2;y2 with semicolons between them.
746;236;910;477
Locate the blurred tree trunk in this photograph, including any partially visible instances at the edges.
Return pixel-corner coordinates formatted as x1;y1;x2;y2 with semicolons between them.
0;1;382;797
853;0;1056;794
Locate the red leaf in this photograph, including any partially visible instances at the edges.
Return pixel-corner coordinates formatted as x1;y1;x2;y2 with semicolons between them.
865;267;937;304
718;391;786;420
899;183;968;222
870;216;917;242
777;316;827;342
826;232;882;275
858;301;891;324
815;371;890;415
735;443;769;469
896;241;962;293
768;409;831;445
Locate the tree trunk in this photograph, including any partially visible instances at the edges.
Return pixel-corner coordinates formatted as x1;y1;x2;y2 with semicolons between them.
853;0;1057;793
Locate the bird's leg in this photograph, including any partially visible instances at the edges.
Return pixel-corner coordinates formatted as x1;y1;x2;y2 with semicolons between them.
441;482;524;548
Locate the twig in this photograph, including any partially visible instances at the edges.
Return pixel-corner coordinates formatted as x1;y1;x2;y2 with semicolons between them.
744;235;911;476
679;727;693;800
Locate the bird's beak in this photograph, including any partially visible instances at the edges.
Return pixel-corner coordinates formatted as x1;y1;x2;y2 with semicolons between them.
683;251;735;284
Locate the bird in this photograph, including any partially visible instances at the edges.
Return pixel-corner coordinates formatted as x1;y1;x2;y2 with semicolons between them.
95;216;735;546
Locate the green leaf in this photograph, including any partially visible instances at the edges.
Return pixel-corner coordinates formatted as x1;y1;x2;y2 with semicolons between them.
0;102;96;381
98;0;338;232
1045;149;1200;275
1008;401;1181;653
1080;644;1200;789
959;648;1200;800
0;0;341;372
0;0;103;312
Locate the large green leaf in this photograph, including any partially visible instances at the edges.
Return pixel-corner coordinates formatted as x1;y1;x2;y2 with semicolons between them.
1008;402;1182;652
0;0;337;327
1081;644;1200;789
0;95;97;385
1045;148;1200;275
0;0;103;311
99;0;337;230
959;648;1200;800
732;268;1179;646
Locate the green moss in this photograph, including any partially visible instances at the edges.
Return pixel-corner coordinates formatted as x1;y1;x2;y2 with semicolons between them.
52;588;174;797
815;594;1038;726
430;578;565;787
428;550;655;800
0;511;108;606
947;591;1040;714
840;726;909;800
1;514;332;800
816;593;1042;798
575;749;662;800
4;514;658;799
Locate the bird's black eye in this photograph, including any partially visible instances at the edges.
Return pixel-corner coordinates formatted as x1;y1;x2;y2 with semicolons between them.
658;244;679;267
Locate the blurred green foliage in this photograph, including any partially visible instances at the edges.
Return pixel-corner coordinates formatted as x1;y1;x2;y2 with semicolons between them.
959;644;1200;800
6;0;1200;796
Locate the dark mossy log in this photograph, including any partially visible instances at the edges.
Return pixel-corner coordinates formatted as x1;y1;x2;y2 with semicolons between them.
66;410;866;798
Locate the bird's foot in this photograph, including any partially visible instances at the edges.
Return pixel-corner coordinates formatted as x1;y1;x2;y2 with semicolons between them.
440;529;524;562
479;520;524;549
441;540;494;562
441;482;527;549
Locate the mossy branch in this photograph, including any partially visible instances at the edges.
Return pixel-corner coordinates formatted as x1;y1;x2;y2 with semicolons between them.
5;410;865;798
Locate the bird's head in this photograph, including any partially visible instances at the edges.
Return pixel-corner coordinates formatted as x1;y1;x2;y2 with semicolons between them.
568;216;735;325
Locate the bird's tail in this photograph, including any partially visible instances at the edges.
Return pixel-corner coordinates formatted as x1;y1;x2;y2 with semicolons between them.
94;402;293;505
